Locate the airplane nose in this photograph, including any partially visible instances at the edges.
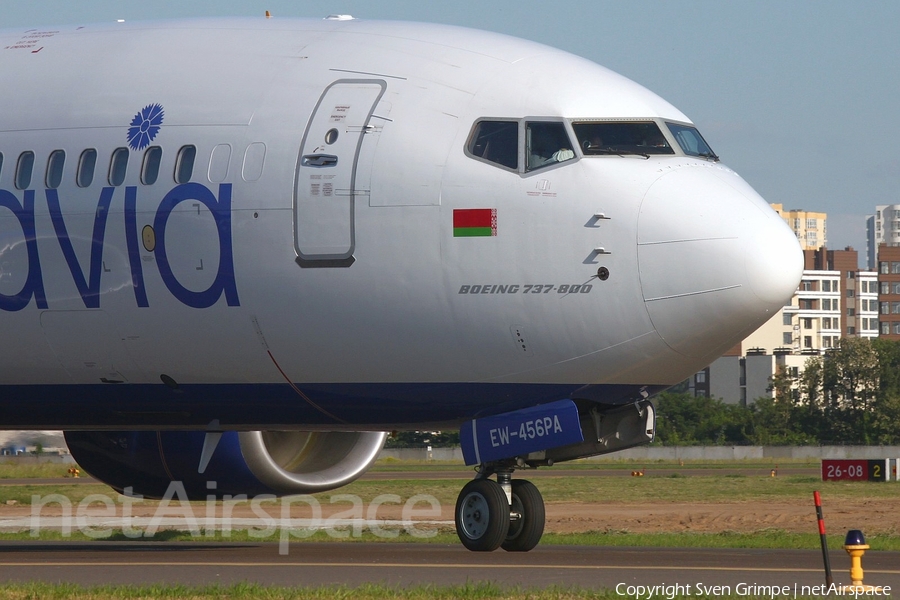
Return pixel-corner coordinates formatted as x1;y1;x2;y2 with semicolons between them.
637;165;802;358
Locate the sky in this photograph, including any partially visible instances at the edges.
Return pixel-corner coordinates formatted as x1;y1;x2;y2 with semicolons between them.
4;1;899;267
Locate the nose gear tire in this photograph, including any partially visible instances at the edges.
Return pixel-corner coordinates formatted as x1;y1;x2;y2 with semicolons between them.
502;479;545;552
455;479;510;552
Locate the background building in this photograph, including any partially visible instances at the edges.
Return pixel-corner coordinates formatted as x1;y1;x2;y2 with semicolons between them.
859;269;880;339
690;245;879;405
687;202;900;403
877;244;900;339
804;247;866;338
772;204;827;250
867;204;900;269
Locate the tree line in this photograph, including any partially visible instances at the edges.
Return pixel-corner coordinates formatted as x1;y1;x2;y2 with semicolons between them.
657;337;900;445
386;338;900;448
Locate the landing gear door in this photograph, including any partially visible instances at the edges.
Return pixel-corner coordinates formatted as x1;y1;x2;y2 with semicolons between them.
294;80;386;267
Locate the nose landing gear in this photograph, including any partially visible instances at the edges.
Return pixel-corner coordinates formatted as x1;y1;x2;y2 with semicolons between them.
455;479;509;551
454;464;545;552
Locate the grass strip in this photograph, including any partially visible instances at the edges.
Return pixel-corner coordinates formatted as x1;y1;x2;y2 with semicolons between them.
0;457;828;480
0;463;75;479
4;474;894;506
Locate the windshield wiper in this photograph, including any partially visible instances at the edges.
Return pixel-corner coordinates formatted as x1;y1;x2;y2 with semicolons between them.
591;148;650;159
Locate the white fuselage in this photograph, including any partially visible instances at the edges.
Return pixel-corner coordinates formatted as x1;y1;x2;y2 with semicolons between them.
0;18;802;430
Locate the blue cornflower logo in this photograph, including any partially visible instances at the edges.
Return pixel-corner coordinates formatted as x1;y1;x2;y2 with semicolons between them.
127;104;164;150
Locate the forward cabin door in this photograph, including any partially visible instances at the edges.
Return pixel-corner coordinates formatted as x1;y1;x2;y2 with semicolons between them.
294;80;386;267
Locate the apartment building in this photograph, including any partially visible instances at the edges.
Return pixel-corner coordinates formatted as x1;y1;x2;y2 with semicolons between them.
866;204;900;269
772;204;827;250
877;244;900;340
694;246;878;404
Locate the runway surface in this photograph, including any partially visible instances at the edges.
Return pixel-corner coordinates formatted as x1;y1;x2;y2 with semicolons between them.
0;541;897;589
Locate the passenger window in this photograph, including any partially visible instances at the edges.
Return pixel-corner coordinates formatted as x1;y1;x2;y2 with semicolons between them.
526;122;575;171
175;145;196;184
77;149;97;188
46;150;66;189
242;142;266;182
208;144;231;183
142;146;162;185
108;147;129;186
573;121;674;157
15;151;35;190
467;121;518;170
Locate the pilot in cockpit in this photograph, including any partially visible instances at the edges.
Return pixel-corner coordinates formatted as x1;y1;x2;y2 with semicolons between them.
643;130;669;149
582;135;604;152
528;123;575;169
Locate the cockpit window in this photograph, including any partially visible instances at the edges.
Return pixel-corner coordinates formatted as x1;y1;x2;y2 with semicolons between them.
572;122;674;156
467;120;518;170
666;122;718;161
526;122;575;171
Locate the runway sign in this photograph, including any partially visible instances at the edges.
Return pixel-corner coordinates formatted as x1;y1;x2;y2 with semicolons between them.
821;459;886;482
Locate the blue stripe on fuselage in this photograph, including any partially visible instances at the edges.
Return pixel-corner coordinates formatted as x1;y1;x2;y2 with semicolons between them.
0;382;664;429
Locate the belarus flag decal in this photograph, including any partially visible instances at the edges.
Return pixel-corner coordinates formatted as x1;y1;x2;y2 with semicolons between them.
453;208;497;237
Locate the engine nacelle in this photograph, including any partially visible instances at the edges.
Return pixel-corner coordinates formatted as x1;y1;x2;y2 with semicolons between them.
64;429;387;499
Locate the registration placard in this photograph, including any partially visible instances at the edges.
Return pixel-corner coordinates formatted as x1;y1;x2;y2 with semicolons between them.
459;399;583;465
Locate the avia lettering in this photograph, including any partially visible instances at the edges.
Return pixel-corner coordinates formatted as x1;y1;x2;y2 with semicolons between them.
0;183;240;311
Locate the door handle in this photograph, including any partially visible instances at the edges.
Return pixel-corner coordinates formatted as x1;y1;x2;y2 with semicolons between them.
302;154;338;167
